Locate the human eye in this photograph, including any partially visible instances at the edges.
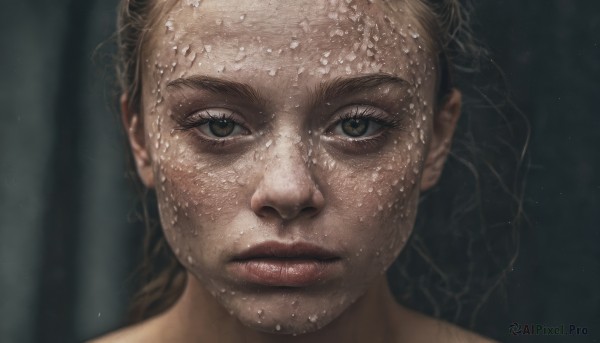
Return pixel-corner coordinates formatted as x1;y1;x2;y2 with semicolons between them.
326;105;404;150
174;108;250;146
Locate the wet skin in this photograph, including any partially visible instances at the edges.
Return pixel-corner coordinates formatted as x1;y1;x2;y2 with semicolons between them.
122;0;463;341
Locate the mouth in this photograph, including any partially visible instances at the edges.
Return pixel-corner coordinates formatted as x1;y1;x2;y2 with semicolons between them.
228;241;342;287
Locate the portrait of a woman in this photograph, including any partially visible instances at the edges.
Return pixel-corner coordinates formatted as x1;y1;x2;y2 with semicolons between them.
96;0;480;341
0;0;598;342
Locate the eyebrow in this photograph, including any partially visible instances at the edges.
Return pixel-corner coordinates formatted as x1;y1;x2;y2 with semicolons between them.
166;75;267;106
166;72;410;107
310;73;411;107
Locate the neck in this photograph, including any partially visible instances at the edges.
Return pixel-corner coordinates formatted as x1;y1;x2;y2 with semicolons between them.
159;273;402;343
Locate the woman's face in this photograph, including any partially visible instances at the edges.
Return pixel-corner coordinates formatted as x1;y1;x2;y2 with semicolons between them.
131;0;450;335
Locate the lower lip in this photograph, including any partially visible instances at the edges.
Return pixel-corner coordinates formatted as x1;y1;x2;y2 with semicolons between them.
228;258;340;287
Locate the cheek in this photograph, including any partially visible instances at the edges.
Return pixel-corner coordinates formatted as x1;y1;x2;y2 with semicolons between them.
148;129;250;266
314;135;428;272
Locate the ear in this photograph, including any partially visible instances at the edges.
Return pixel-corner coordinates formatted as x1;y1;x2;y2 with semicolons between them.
420;89;462;191
121;93;154;188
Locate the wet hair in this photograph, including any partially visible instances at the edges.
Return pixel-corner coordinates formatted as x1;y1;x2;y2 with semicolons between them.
116;0;528;330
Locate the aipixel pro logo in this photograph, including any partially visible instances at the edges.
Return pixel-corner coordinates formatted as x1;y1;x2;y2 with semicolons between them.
509;322;589;336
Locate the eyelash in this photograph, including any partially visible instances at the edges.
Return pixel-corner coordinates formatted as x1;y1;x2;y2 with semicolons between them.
173;106;405;150
174;110;249;148
336;106;404;131
330;106;406;150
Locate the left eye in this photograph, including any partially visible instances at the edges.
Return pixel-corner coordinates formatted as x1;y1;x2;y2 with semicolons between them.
203;118;238;137
340;118;372;137
332;116;384;138
185;109;249;139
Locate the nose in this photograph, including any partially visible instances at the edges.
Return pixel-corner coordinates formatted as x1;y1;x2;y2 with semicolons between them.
250;146;325;221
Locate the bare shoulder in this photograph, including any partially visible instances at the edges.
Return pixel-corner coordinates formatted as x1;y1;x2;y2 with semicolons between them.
86;316;165;343
393;305;498;343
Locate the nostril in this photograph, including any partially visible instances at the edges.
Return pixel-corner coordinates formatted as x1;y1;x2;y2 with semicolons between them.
256;205;319;221
300;206;318;218
257;206;280;219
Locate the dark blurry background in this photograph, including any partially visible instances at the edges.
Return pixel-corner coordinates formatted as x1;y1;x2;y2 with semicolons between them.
0;1;598;342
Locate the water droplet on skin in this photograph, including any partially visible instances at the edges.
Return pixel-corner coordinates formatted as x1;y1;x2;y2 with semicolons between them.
276;324;281;331
185;0;201;7
240;14;246;21
187;256;194;264
165;20;174;31
289;40;300;49
317;66;331;75
308;315;318;323
268;68;277;76
257;309;264;317
345;51;357;61
234;49;246;62
330;28;344;37
204;44;212;53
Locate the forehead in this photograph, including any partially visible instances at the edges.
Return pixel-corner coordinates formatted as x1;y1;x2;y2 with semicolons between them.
145;0;435;91
160;0;411;36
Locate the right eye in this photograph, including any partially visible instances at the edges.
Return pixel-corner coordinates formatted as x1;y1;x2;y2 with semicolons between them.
200;117;242;138
175;108;250;141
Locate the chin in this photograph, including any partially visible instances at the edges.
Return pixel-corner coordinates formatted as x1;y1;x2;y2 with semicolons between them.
218;289;352;336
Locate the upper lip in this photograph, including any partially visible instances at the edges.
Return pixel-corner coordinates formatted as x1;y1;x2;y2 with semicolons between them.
231;241;340;261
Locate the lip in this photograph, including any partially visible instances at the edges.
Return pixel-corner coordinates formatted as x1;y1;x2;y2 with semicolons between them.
228;241;342;287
